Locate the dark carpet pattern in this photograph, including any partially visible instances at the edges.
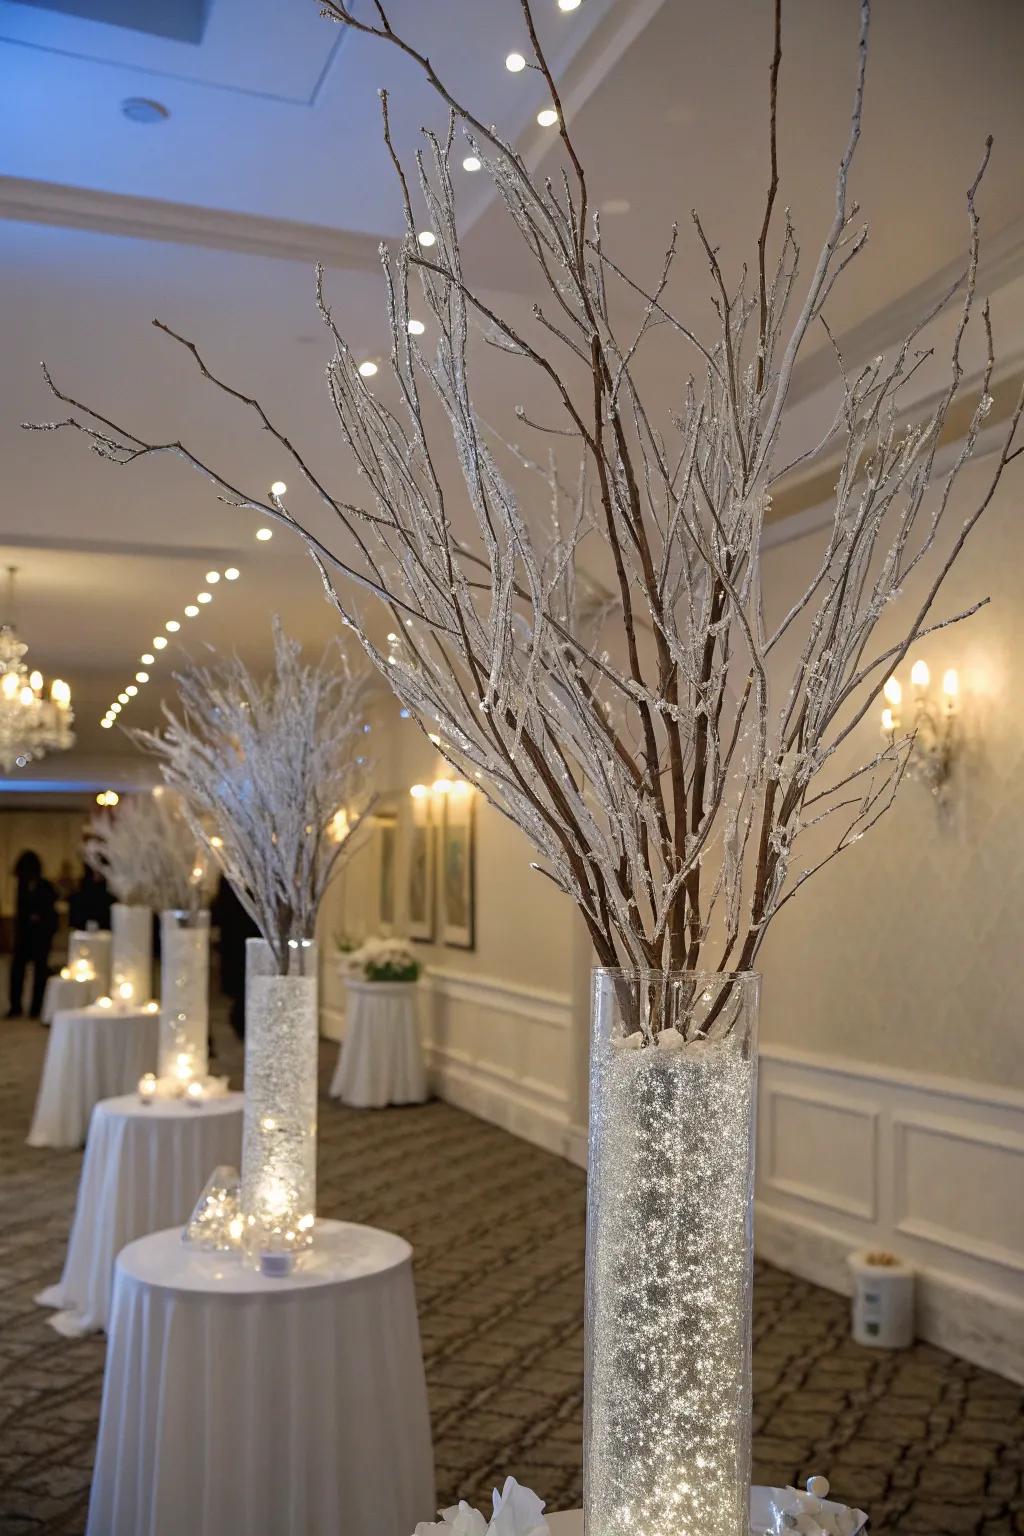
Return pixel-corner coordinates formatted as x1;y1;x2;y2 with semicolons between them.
1;1016;1021;1534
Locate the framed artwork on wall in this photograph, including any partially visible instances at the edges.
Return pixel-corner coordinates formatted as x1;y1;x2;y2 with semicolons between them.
440;787;475;950
376;814;397;929
408;793;435;942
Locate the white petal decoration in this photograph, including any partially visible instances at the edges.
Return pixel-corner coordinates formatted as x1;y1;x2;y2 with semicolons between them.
609;1031;644;1052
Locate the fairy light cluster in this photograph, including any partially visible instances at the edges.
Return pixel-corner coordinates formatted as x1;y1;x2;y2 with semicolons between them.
99;566;240;729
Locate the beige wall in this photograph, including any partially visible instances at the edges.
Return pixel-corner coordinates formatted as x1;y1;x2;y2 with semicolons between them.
757;456;1024;1091
316;696;575;1036
0;807;89;915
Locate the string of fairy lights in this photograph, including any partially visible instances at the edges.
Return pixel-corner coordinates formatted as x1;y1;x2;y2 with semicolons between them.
101;0;582;732
99;565;241;729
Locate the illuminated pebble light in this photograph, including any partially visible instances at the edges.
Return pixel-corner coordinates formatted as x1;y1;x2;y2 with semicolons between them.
585;972;759;1536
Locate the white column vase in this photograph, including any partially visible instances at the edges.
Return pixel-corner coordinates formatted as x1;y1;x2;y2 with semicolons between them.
585;969;759;1536
159;909;210;1081
240;938;319;1262
110;903;153;1005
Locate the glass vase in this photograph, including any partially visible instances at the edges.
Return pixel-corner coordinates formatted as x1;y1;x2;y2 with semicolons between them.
584;969;760;1536
240;938;319;1262
159;909;210;1083
110;902;152;1006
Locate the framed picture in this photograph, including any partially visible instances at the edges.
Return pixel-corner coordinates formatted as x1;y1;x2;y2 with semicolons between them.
376;815;397;928
440;788;475;949
407;793;435;942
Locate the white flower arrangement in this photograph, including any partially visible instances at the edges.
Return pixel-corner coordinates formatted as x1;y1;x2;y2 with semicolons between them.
342;935;421;984
414;1478;548;1536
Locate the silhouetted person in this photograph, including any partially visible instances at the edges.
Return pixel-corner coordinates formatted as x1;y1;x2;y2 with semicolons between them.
68;866;112;932
7;850;58;1020
211;874;259;1039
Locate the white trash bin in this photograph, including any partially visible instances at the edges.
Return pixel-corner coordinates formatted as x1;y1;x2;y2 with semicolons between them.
848;1249;915;1348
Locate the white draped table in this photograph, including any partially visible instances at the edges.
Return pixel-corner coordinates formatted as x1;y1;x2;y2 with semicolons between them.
27;1005;160;1149
36;1091;243;1336
331;979;428;1108
41;974;103;1024
87;1220;435;1536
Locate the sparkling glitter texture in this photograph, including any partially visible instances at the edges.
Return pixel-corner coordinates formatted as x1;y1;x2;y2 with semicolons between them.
158;909;210;1080
240;938;318;1258
110;902;152;1003
585;969;759;1536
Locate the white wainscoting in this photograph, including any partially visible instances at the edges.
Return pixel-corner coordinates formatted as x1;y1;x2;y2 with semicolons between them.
756;1044;1024;1383
322;967;582;1162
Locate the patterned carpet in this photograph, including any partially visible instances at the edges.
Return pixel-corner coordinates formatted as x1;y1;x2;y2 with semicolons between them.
0;1013;1021;1534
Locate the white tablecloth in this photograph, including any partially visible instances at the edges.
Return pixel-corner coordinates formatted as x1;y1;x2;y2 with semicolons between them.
331;980;428;1108
27;1006;160;1149
36;1091;243;1336
87;1220;435;1536
41;974;103;1024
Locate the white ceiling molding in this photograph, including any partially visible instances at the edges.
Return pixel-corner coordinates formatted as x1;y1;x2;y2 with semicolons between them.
0;175;387;271
788;212;1024;405
0;531;247;562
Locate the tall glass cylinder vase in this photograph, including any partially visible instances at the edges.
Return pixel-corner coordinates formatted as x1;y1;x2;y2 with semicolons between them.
159;909;210;1082
110;902;153;1006
240;938;319;1262
584;969;759;1536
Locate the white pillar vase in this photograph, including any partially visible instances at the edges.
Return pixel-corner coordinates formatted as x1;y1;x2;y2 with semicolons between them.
240;938;319;1263
110;903;153;1006
585;969;760;1536
159;909;210;1082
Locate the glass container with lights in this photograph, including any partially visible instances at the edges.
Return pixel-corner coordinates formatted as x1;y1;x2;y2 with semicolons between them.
110;902;153;1005
159;907;211;1082
239;938;319;1272
584;969;759;1536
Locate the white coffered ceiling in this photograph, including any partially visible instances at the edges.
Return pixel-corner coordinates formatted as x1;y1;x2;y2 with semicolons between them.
1;0;1023;793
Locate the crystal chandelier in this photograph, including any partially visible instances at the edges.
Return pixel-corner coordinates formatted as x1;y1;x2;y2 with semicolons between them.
0;567;74;773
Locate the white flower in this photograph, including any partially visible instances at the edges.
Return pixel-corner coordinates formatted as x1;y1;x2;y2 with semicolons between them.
414;1502;488;1536
488;1477;548;1535
655;1026;687;1051
413;1480;548;1536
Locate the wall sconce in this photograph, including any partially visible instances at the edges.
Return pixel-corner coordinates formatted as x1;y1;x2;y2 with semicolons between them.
881;660;961;799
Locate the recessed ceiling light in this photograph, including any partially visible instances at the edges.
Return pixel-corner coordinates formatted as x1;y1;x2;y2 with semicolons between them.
270;481;287;497
462;155;482;173
358;360;379;378
558;0;582;10
205;571;220;584
101;718;114;729
224;567;240;581
165;619;181;632
153;636;168;649
135;671;149;683
416;231;436;248
125;685;138;697
537;107;559;127
118;692;129;704
141;653;155;665
197;591;212;603
121;97;169;125
408;319;426;336
256;528;273;542
184;604;200;617
505;52;526;72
